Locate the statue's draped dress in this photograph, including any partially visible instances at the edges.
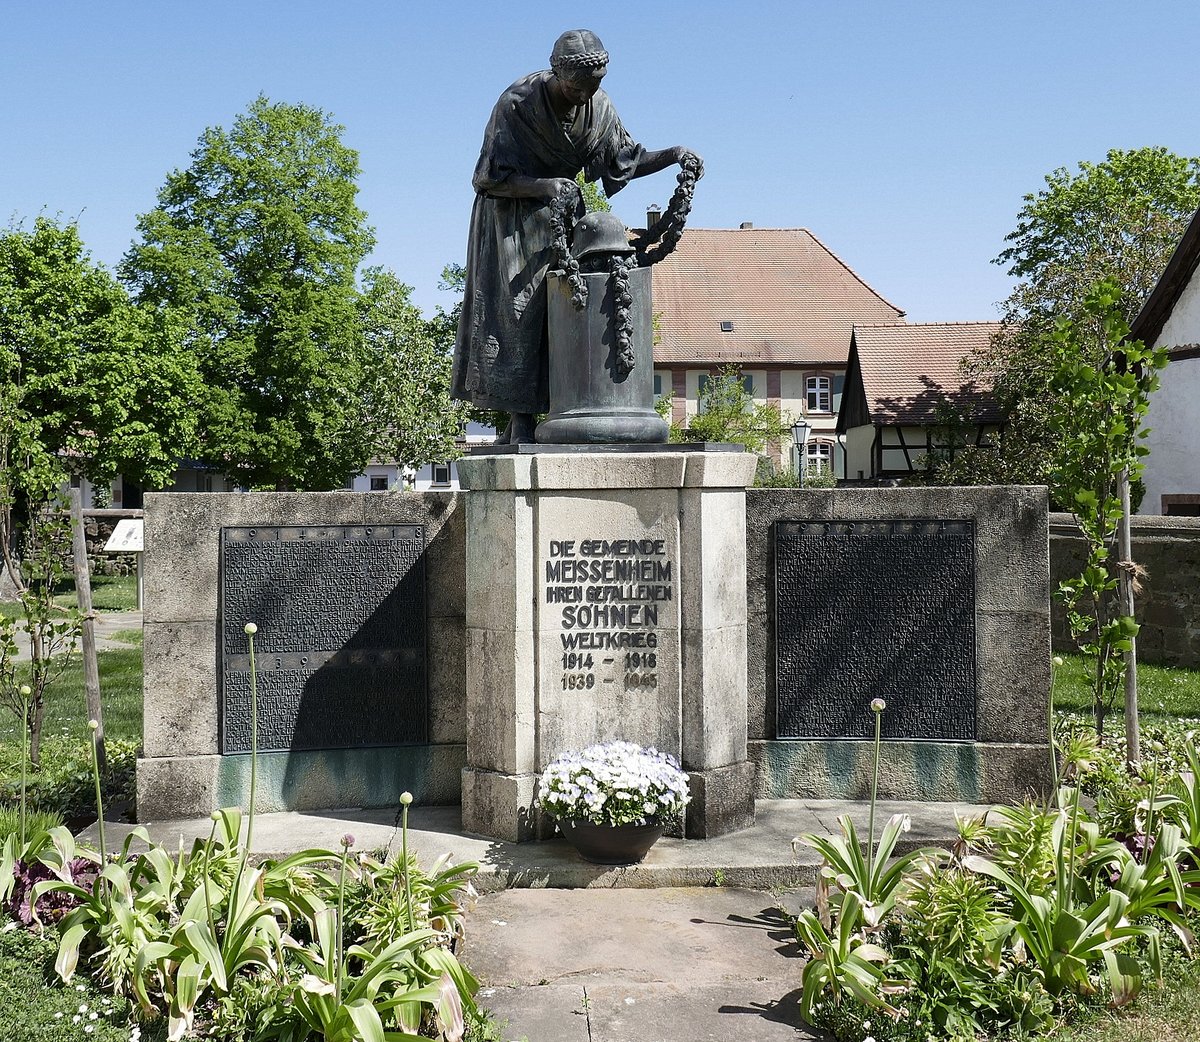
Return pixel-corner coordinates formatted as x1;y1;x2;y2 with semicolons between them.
451;71;644;414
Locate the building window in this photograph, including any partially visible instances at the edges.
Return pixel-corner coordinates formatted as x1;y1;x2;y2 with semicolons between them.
431;463;452;486
199;473;214;493
804;441;833;477
653;373;663;396
719;320;734;332
831;373;845;413
369;475;388;491
806;376;831;412
1162;494;1200;516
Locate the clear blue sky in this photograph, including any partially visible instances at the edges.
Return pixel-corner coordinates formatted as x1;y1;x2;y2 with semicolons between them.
4;1;1199;322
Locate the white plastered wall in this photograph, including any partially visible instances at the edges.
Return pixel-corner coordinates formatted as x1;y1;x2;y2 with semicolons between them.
1142;271;1200;513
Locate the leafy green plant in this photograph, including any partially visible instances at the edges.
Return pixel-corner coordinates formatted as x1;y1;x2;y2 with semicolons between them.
32;827;162;993
801;813;928;928
1093;819;1200;951
287;834;478;1042
892;862;1054;1039
139;860;293;1039
1048;281;1169;746
791;891;901;1020
1168;734;1200;852
963;853;1156;1004
345;848;478;951
0;803;63;843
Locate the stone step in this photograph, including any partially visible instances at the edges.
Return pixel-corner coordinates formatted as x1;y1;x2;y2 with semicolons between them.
77;797;983;890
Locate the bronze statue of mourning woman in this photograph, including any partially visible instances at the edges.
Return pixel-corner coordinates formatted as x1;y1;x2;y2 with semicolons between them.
450;28;702;445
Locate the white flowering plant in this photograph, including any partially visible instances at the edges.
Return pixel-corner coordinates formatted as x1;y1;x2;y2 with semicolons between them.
536;741;691;827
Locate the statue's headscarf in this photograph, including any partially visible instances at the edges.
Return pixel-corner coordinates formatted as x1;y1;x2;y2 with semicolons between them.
550;29;609;75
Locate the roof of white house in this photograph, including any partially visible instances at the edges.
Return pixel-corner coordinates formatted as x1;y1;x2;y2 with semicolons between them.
1130;205;1200;358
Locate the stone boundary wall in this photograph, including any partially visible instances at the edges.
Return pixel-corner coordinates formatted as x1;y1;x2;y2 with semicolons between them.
1050;513;1200;668
745;486;1052;805
138;492;465;820
82;509;142;575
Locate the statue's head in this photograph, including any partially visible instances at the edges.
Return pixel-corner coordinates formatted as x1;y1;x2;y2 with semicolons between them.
550;29;608;102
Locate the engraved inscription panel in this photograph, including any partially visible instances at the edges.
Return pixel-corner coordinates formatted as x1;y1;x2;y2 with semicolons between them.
544;537;672;695
774;519;976;741
536;493;680;760
220;525;426;752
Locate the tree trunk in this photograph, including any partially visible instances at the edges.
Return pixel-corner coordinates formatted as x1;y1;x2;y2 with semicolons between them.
70;490;105;773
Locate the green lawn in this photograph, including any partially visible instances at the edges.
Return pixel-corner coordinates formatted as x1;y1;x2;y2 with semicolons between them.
1053;652;1200;724
0;647;142;820
1057;952;1200;1042
0;647;143;758
0;573;138;620
0;928;167;1042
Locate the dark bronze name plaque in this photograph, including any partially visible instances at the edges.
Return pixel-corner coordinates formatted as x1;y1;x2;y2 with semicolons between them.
774;519;976;741
220;525;427;753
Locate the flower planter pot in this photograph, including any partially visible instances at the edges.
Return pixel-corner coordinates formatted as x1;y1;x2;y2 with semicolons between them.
558;820;664;865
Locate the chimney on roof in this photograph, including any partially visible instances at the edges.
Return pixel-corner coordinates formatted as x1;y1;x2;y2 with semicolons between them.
646;204;661;229
739;221;753;230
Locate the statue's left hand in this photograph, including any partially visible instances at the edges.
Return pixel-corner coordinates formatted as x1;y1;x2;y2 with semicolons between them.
676;148;704;180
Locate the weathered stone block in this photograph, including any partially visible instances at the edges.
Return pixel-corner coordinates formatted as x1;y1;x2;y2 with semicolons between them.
456;455;534;492
428;615;467;745
460;767;545;842
746;610;770;742
215;745;466;813
681;624;747;770
464;491;534;631
532;453;686;490
973;487;1050;614
976;609;1051;744
136;755;220;820
465;627;536;774
686;760;756;838
682;452;757;488
143;620;220;757
679;487;747;630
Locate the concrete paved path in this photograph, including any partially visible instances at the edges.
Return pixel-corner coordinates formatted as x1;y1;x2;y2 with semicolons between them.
9;609;142;661
461;887;818;1042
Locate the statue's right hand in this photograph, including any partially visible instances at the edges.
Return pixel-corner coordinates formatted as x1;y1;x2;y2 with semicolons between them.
545;177;581;207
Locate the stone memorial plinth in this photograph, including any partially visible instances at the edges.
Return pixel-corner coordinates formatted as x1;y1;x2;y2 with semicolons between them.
457;449;758;842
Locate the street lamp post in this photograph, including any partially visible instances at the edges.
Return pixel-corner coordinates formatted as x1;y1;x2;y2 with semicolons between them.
791;419;811;487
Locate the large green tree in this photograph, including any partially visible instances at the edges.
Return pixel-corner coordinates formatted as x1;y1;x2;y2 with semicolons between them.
122;95;378;490
0;218;200;489
0;217;199;762
934;147;1200;488
357;269;470;473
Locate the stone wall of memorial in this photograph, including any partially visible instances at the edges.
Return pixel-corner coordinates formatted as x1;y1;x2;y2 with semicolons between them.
138;491;466;820
744;486;1053;805
1050;513;1200;669
139;483;1060;821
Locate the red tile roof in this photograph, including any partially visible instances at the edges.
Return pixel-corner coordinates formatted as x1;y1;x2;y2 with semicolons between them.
650;227;905;365
850;322;1003;425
